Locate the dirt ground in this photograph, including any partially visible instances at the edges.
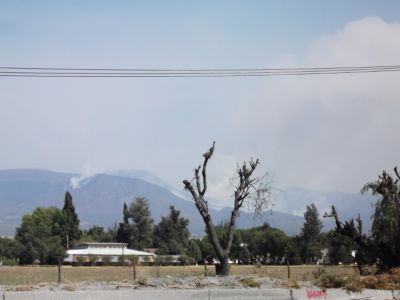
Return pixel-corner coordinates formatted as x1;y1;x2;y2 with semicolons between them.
1;266;398;300
0;265;358;286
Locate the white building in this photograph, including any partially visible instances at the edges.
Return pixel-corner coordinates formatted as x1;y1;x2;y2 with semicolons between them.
64;242;156;264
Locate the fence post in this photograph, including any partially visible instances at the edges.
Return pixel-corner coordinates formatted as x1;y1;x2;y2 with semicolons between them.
203;259;207;277
58;259;62;285
133;257;137;281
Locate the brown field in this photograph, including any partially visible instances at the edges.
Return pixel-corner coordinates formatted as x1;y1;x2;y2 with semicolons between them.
0;265;358;286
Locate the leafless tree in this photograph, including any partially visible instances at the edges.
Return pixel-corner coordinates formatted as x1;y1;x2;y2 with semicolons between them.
183;142;271;275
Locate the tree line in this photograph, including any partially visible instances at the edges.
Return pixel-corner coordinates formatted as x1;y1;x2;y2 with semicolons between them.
1;151;399;277
0;191;355;267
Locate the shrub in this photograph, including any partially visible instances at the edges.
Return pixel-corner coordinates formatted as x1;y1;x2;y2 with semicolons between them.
281;280;300;289
75;256;86;266
0;257;18;266
240;277;261;288
312;267;363;293
363;268;400;290
88;255;98;266
343;276;363;294
318;272;346;289
179;255;189;265
101;256;112;265
118;255;127;266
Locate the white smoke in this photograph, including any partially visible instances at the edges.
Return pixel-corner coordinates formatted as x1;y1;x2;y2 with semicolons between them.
69;161;99;190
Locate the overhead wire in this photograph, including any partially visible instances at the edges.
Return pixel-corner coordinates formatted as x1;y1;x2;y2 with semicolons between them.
0;65;400;78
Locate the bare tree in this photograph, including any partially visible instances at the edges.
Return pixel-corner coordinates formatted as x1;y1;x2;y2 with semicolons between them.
183;142;271;275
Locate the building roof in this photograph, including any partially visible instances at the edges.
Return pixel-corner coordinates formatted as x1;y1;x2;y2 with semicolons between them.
75;242;128;248
66;242;155;256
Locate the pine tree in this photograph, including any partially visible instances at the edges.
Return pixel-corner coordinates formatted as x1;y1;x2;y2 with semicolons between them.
117;202;132;244
117;198;154;250
62;191;81;248
300;203;323;263
128;197;154;250
153;206;190;254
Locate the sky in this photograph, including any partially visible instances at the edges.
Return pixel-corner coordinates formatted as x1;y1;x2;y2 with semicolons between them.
1;1;400;206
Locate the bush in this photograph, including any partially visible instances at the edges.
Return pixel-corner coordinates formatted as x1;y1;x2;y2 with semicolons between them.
88;255;98;266
240;277;261;288
312;267;363;293
75;256;86;266
101;256;112;265
179;255;189;265
0;257;18;266
281;280;300;289
343;276;363;294
363;268;400;290
318;272;346;289
118;255;127;266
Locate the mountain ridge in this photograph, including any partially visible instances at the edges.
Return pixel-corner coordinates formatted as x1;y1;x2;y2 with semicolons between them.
0;168;375;237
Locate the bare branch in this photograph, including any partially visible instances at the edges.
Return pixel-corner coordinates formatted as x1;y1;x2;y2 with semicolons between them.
323;205;343;230
200;141;215;196
395;166;400;181
194;165;202;195
183;180;197;200
183;179;209;218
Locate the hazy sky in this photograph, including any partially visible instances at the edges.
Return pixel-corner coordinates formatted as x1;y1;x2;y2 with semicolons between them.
1;1;400;206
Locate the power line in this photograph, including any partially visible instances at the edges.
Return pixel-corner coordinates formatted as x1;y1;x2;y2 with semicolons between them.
0;65;400;78
1;65;400;71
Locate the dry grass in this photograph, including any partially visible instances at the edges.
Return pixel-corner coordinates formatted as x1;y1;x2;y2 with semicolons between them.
239;277;260;288
0;265;358;286
280;280;300;289
363;268;400;290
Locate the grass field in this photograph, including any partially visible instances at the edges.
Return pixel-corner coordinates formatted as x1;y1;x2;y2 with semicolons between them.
0;265;358;286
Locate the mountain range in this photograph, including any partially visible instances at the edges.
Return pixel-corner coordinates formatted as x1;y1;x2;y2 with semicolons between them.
0;169;376;237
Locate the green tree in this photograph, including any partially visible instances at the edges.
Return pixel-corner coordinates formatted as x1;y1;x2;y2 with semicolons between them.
100;225;118;242
117;197;154;250
325;167;400;272
285;236;302;265
80;226;108;242
300;203;323;263
324;230;356;265
16;207;66;264
128;197;154;249
153;206;190;254
62;191;81;248
361;168;400;270
324;205;376;274
0;237;21;264
241;223;289;264
186;239;202;262
198;236;215;263
117;202;132;245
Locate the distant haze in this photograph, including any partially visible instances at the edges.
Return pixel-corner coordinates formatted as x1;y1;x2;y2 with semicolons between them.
1;2;399;207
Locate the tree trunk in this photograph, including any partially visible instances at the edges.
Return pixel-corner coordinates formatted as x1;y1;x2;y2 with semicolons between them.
215;257;230;276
